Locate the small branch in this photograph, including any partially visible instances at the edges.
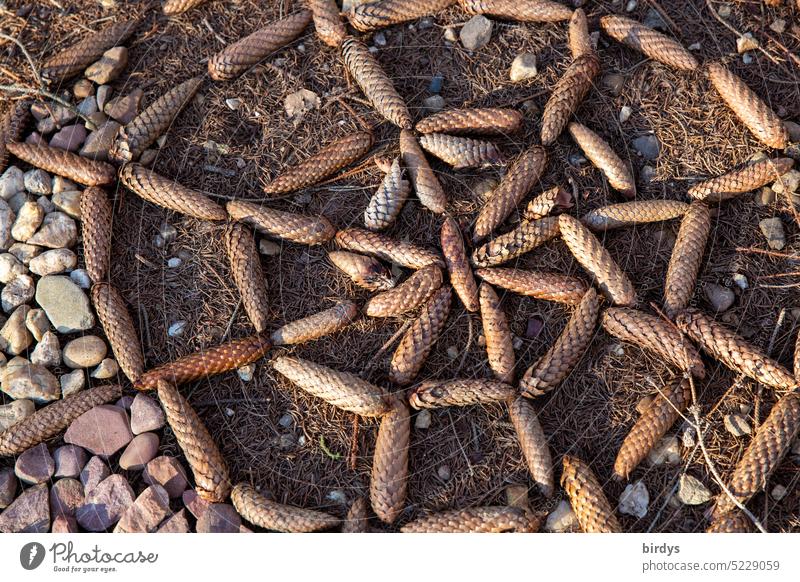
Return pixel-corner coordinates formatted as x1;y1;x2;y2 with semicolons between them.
0;33;43;88
736;247;798;260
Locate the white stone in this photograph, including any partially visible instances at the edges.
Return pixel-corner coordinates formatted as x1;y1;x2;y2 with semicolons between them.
509;53;538;82
60;369;85;398
1;274;34;312
676;474;712;505
30;331;61;368
52;190;81;219
91;358;119;379
0;305;33;355
545;500;578;532
770;19;786;34
11;200;44;242
168;321;187;337
237;364;254;382
225;98;241;111
0;398;35;431
23;169;51;195
25;308;50;341
647;435;681;466
737;33;759;54
51;176;77;194
0;166;25;200
167;257;182;268
0;252;27;283
70;269;92;289
27;211;78;248
619;106;632;123
414;409;431;429
759;217;785;251
35;275;95;333
732;273;748;290
618;480;649;518
0;198;14;250
771;484;787;501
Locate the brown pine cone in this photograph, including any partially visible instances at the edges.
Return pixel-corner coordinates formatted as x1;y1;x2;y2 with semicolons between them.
415;108;523;136
119;164;227;220
226;200;335;245
6;142;115;186
418;133;503;170
561;455;622;533
523;185;573;221
0;99;31;174
441;216;480;312
342;497;370;533
80;186;113;284
342;36;412;129
109;77;202;163
272;356;390;417
568;8;592;59
400;506;536;532
0;384;121;457
364;157;410;230
568;122;635;198
328;250;395;291
350;0;456;31
713;392;800;518
458;0;572;22
408;378;515;409
263;131;374;195
540;53;601;146
223;222;270;333
507;397;554;497
157;378;231;502
520;287;599;397
370;396;410;523
582;199;688;231
476;267;588;305
794;331;799;382
676;309;796;390
600;15;698;71
208;11;312;81
91;283;145;384
399;129;447;213
232;482;339;532
163;0;207;14
471;216;560;268
479;283;515;384
687;158;793;202
135;333;272;391
602;307;705;378
707;62;789;150
559;215;636;306
336;227;444;269
389;287;452;385
663;202;710;318
707;511;754;533
309;0;347;48
271;301;358;345
612;377;691;480
473;145;547;242
365;265;443;318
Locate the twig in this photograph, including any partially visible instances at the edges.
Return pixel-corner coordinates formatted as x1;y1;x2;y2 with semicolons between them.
0;84;98;130
348;416;359;471
0;33;43;88
360;320;413;378
736;247;798;260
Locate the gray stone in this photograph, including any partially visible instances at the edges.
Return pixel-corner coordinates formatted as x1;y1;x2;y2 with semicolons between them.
258;239;280;256
104;88;143;124
724;413;752;437
414;409;431;429
131;393;165;434
619;105;633;123
8;191;29;213
23;169;52;195
115;484;171;532
80;456;110;492
64;404;133;457
70;268;92;289
96;85;113;110
139;149;157;166
460;15;493;51
29;248;77;276
80;121;121;162
76;474;135;531
756;186;777;206
759;217;785;250
0;198;14;250
0;252;25;283
772;169;800;194
509;53;538;82
15;443;55;484
422;95;445;113
91;358;119;380
11;200;44;242
62;335;107;368
284;88;320;121
9;243;41;264
618;480;650;518
632;134;660;160
225;98;241;111
168;320;187;337
51;176;76;194
1;274;34;311
37;195;55;214
30;331;61;368
157;509;190;532
27;211;78;248
545;500;578;532
49;124;87;152
196;503;241;533
676;474;712;505
643;8;667;30
119;432;160;471
0;166;25;199
1;356;59;401
85;46;129;84
60;369;85;398
0;306;33;355
50;477;85;517
0;482;49;532
54;445;88;478
0;467;16;508
77;95;98;117
771;484;787;501
143;456;188;498
704;283;735;312
603;73;625;96
35;275;95;333
0;398;35;431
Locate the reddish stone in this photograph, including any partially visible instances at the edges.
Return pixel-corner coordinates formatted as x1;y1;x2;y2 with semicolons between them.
51;514;78;533
53;444;87;478
75;474;134;531
118;433;159;471
14;443;55;484
64;404;133;457
157;509;190;533
182;489;211;520
80;456;110;492
50;478;85;517
114;484;171;533
0;483;49;532
143;456;188;498
196;503;241;533
130;393;165;434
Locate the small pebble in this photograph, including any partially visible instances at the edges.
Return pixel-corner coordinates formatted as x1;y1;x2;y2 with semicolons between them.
759;217;786;250
225;98;241;111
460;15;493;51
60;369;86;398
704;282;735;312
737;33;759;54
509;53;538;82
414;409;431;430
373;32;387;47
771;484;787;501
422;95;445;113
167;257;182;268
237;364;254;382
91;358;119;379
618;480;649;518
619;105;632;123
724;413;751;437
168;321;187;337
676;474;712;505
436;465;451;482
70;269;91;289
732;273;748;290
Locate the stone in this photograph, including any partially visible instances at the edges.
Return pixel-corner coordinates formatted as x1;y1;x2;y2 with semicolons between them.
681;425;696;448
545;500;578;532
643;8;667;30
460;15;493;51
2;356;59;402
29;248;78;276
0;252;25;283
422;95;445;113
2;274;34;311
632;134;660;160
771;484;787;501
157;509;190;533
428;74;444;94
284;89;320;121
54;445;88;478
225;98;241;111
76;474;135;531
618;480;649;518
0;306;33;355
183;489;211;520
509;53;538;82
104;88;143;124
414;409;431;429
196;503;242;533
737;33;759;54
237;364;254;382
785;121;800;143
35;275;95;332
676;474;712;505
64;404;133;457
9;243;41;264
143;456;188;498
772;169;800;194
647;435;681;466
52;514;78;532
0;398;35;431
0;199;14;250
11;200;44;242
77;95;98;117
51;176;76;194
168;320;187;337
49;124;87;152
603;73;625;96
437;465;451;482
759;217;785;250
8;191;28;213
37;195;55;213
0;166;24;199
119;432;159;470
70;268;92;289
91;359;118;379
60;369;86;397
704;283;735;312
50;191;81;220
62;335;107;368
80;121;121;162
756;187;777;206
0;482;49;532
724;413;751;437
625;0;637;11
116;395;134;410
50;477;85;517
258;239;280;255
85;46;128;84
73;78;93;99
96;85;113;110
31;331;61;368
115;484;171;533
15;443;55;484
25;132;45;145
0;467;17;508
139;149;157;166
80;456;111;492
23;168;51;195
732;273;748;290
444;26;458;43
619;105;632;123
27;211;78;248
127;394;164;435
167;257;182;268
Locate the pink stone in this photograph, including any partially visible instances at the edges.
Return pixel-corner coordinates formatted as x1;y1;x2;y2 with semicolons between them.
118;432;159;470
64;404;133;457
75;474;134;531
50;477;84;517
14;442;55;484
0;482;49;532
143;456;188;498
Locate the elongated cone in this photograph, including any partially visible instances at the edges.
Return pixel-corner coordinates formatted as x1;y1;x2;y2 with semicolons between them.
92;283;145;384
223;223;269;333
408;378;515;409
119;164;227;220
350;0;456;31
707;511;753;533
271;301;358;345
365;265;443;318
600;15;698;71
335;227;444;269
370;396;410;523
389;286;452;385
273;356;390;417
416;108;523;136
612;377;691;480
676;309;796;390
541;54;600;146
559;215;636;306
418;133;502;170
41;19;139;83
6;142;115;186
134;333;272;391
474;146;547;242
561;455;622;533
309;0;347;48
523;185;572;221
476;267;588;305
157;378;231;502
707;62;788;150
458;0;572;22
364;158;410;230
687;158;793;202
520;287;599;397
163;0;207;14
0;99;31;173
263;131;373;195
713;392;800;518
80;186;113;284
0;384;120;457
399;129;447;213
471;216;560;268
341;37;412;129
232;482;339;532
401;506;536;532
342;497;370;533
328;250;395;291
109;77;203;163
508;397;554;497
663;202;710;318
568;9;592;59
441;216;479;312
227;200;334;245
795;331;799;382
602;308;705;378
479;283;515;384
583;200;688;231
568;123;635;197
207;11;312;81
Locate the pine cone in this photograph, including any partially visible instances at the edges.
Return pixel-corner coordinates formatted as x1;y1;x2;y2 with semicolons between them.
561;455;622;533
80;186;113;284
399;129;447;213
794;331;799;382
231;482;339;532
663;202;710;318
328;250;395;291
707;511;753;533
163;0;208;14
91;283;145;384
479;283;515;384
600;14;698;71
418;133;503;169
370;396;410;523
400;506;536;532
568;122;635;197
350;0;456;31
271;301;358;345
582;199;688;231
227;200;335;245
416;108;523;136
223;222;270;333
342;497;370;532
0;99;31;174
309;0;347;48
441;216;480;312
6;142;115;186
476;267;588;305
335;227;444;269
458;0;573;22
688;158;793;202
365;265;443;318
364;157;410;230
408;378;515;409
471;216;560;268
507;397;554;497
540;53;601;146
523;185;572;221
568;8;592;59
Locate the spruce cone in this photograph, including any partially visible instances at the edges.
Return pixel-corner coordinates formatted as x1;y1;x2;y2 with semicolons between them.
441;216;480;312
687;158;793;202
232;483;339;532
227;200;335;245
119;164;227;220
399;129;447;213
707;511;753;533
582;199;688;231
389;286;452;385
157;378;231;502
335;227;444;269
663;202;710;318
364;157;410;230
418;133;503;170
476;267;588;305
540;53;601;146
370;396;410;523
272;356;390;417
795;331;799;382
350;0;456;31
400;506;536;532
309;0;347;48
223;222;270;333
408;378;515;409
341;36;412;129
271;301;358;345
520;287;599;397
471;216;560;268
458;0;573;22
0;99;31;173
365;265;443;318
163;0;208;14
342;498;370;533
328;250;395;291
567;122;635;198
91;283;145;384
0;384;121;457
208;11;312;81
600;15;698;71
473;145;547;242
561;455;622;533
80;186;113;284
416;108;523;136
479;283;515;384
568;8;592;59
523;185;573;221
676;309;796;390
508;397;554;497
6;142;115;186
263;131;374;195
612;377;691;480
